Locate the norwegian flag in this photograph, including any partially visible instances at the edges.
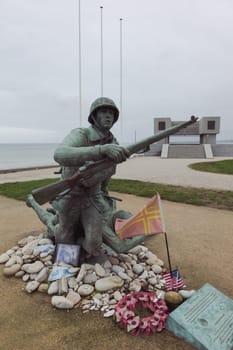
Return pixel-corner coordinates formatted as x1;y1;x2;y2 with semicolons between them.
163;269;185;291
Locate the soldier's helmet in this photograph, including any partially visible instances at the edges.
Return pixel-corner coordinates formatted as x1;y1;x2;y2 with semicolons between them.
88;97;119;124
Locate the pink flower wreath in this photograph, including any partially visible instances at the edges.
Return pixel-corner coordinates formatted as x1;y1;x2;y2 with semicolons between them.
114;292;168;335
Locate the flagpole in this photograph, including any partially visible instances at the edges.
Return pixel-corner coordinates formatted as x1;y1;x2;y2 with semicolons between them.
120;18;123;142
100;6;104;97
164;231;173;277
78;0;82;126
157;193;173;277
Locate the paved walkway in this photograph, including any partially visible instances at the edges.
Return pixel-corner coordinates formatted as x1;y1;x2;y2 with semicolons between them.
114;156;233;191
0;167;59;184
0;157;232;191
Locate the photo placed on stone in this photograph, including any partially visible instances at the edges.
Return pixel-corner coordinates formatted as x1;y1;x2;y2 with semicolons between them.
54;243;80;267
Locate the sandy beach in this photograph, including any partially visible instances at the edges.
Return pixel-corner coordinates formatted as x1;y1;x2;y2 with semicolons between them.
0;157;232;350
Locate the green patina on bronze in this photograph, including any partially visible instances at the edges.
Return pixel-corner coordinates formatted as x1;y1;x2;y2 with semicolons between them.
27;97;197;257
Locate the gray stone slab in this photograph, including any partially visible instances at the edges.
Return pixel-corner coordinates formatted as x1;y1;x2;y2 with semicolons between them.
166;283;233;350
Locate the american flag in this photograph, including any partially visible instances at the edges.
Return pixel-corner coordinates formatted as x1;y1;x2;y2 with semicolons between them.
163;269;185;291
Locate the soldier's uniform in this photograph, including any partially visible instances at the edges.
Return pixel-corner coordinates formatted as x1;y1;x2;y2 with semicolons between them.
53;97;144;256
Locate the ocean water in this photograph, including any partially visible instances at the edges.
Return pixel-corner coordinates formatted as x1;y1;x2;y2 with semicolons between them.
0;143;58;170
1;140;232;171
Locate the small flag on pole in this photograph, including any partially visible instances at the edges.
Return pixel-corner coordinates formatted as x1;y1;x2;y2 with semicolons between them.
163;269;184;291
115;193;165;240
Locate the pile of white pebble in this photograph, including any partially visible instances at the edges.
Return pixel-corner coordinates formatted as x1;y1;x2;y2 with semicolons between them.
0;232;195;317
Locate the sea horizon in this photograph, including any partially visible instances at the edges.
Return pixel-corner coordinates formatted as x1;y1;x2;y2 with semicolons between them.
0;143;58;170
0;140;232;171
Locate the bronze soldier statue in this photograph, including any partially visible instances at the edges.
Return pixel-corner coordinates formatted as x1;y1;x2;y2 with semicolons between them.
28;97;145;257
51;97;145;256
27;97;197;258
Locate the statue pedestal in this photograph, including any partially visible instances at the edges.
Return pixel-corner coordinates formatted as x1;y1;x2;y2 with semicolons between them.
166;283;233;350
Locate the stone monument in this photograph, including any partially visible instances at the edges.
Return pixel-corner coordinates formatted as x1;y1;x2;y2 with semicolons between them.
166;283;233;350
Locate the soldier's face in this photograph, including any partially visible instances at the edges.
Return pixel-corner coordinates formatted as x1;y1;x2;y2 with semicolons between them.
94;108;115;131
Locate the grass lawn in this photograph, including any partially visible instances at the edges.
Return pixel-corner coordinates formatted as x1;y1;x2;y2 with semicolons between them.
0;178;232;211
189;159;233;174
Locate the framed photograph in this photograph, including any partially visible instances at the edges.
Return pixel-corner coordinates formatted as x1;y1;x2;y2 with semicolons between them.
54;243;81;267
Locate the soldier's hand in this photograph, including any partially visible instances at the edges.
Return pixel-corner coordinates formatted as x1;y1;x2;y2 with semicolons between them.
100;144;130;163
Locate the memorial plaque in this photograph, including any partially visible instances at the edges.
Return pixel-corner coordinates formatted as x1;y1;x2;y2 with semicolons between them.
166;283;233;350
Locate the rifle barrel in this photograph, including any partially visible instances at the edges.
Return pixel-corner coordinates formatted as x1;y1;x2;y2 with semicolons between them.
126;116;198;155
29;116;198;205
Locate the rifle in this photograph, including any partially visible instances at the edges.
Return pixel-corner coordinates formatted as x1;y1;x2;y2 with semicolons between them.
31;116;198;205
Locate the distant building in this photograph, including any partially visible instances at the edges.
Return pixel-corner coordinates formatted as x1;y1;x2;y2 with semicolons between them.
145;117;233;158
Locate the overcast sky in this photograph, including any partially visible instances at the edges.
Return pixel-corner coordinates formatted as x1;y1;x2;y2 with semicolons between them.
1;0;233;143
